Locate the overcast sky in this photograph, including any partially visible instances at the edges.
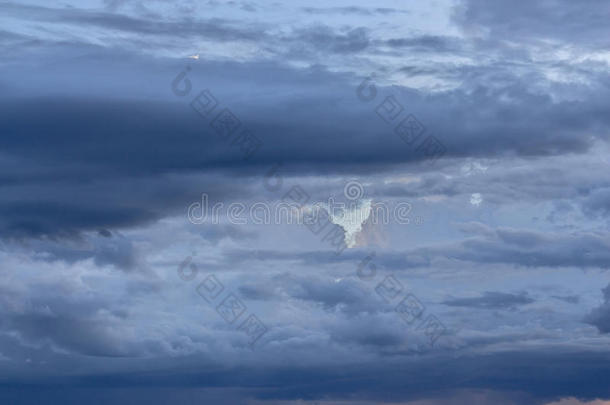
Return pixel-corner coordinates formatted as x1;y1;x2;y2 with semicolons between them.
1;0;610;404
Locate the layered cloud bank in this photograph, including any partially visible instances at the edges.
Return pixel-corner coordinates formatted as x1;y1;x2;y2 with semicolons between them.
1;0;610;404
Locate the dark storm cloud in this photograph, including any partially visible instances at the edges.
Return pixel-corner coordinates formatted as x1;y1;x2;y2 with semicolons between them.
443;291;534;309
1;45;609;238
17;232;142;271
243;351;610;402
326;314;408;347
0;200;156;239
585;283;610;333
272;274;386;316
0;95;260;237
2;348;610;404
0;167;247;239
4;313;127;357
386;35;463;53
427;224;610;269
1;0;610;404
0;281;140;357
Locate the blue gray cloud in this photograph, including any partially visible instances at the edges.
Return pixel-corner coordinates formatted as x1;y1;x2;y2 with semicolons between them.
1;1;610;404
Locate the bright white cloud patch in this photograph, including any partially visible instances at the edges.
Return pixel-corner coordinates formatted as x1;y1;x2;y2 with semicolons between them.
470;193;483;206
324;198;372;248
